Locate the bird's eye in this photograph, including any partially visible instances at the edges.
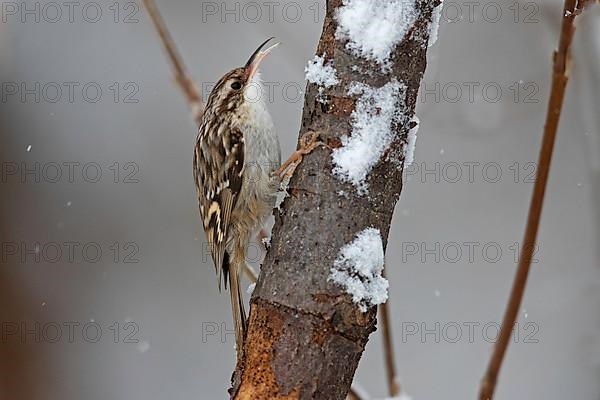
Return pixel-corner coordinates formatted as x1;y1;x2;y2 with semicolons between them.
230;81;242;90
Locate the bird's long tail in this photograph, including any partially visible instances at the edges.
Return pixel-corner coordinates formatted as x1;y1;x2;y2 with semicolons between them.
228;262;247;360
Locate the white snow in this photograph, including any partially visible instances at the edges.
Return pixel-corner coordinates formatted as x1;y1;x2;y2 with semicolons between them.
329;228;388;312
305;55;339;103
305;55;339;88
261;237;271;248
276;176;291;212
335;0;417;69
332;79;406;194
26;144;32;152
246;283;256;295
404;115;419;166
428;1;443;47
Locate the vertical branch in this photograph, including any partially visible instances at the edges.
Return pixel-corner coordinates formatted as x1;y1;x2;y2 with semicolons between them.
142;0;204;124
478;1;588;399
230;1;440;399
379;269;401;397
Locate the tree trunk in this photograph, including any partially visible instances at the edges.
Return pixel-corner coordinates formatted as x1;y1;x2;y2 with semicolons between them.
230;1;440;398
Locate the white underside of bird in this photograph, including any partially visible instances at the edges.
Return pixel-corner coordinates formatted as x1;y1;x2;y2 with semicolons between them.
230;71;281;244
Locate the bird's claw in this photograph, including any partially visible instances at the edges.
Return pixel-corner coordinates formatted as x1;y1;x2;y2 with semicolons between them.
274;131;325;181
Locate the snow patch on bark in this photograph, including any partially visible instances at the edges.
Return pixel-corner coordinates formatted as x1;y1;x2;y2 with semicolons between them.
404;115;420;166
335;0;417;70
428;1;443;47
332;79;406;194
305;54;340;103
329;228;388;312
305;55;339;88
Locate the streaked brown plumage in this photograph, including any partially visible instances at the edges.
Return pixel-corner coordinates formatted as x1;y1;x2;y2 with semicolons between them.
193;38;280;359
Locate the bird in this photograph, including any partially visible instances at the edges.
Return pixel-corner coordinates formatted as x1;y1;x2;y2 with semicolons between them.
193;38;281;359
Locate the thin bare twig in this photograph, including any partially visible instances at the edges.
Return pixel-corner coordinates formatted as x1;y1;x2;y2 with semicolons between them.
142;0;204;124
379;268;401;397
479;1;588;398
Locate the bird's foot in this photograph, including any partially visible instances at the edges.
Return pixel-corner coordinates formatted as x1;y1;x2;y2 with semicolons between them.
274;131;324;181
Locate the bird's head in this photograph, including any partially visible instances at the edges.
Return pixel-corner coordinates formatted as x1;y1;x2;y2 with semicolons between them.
206;38;279;114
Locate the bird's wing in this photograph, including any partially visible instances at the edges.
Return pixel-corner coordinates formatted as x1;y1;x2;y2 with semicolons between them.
194;123;244;290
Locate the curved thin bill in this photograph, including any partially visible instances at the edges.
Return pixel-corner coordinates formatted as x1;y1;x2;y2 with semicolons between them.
244;37;280;80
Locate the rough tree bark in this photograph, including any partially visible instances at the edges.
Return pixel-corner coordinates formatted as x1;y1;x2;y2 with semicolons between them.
231;1;440;399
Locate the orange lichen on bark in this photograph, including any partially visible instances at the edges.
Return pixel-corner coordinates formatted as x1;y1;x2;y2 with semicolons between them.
234;303;301;399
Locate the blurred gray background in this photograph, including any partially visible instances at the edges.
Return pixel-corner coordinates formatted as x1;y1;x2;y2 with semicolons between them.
1;1;599;399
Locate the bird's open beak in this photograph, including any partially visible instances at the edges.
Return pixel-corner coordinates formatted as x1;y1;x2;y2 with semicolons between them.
244;37;279;81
